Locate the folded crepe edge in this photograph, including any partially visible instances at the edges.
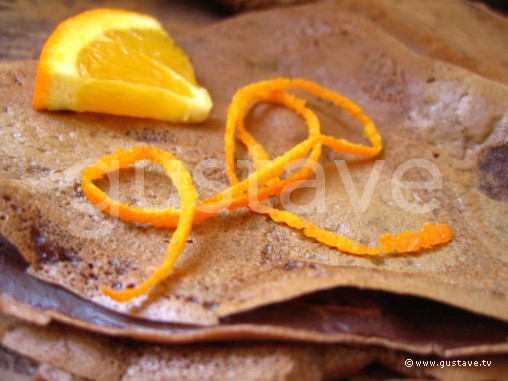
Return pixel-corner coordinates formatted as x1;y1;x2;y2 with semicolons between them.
215;265;508;323
2;310;508;381
1;252;508;358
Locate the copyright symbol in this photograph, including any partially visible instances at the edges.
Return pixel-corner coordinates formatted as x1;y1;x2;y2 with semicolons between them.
405;359;413;367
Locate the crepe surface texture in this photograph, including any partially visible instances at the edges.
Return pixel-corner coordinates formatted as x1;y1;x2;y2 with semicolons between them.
0;1;508;378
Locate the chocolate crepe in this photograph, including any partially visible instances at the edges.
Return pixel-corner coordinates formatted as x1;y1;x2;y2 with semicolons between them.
1;1;508;379
1;0;507;326
2;311;508;381
220;0;508;90
2;236;508;357
0;1;508;380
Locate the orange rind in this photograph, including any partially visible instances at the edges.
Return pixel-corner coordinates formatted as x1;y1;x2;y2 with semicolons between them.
81;78;453;301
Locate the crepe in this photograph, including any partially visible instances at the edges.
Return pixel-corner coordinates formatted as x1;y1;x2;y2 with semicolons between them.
0;0;508;379
2;236;508;358
1;0;507;324
217;0;315;12
222;0;508;89
2;311;508;381
0;1;508;380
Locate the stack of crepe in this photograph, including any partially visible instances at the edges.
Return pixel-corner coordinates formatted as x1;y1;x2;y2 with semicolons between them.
1;0;507;379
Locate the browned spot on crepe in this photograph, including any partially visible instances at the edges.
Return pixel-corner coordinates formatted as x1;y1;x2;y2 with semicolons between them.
479;144;508;201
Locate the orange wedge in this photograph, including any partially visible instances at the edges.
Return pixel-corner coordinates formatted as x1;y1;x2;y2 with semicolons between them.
33;9;212;123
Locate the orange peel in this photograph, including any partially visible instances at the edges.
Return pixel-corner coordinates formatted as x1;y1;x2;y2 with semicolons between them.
81;78;453;302
82;146;197;301
379;223;454;253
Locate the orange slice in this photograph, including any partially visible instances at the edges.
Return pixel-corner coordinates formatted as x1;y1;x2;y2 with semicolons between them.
33;9;212;123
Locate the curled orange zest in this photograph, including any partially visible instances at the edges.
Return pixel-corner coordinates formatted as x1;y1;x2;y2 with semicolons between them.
82;146;197;302
82;78;453;302
269;209;380;255
379;223;454;253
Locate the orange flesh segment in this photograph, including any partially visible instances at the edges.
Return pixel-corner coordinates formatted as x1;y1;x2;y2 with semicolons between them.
78;29;197;95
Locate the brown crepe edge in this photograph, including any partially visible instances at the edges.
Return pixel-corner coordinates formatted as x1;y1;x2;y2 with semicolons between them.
216;266;508;323
1;290;508;358
3;311;508;381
